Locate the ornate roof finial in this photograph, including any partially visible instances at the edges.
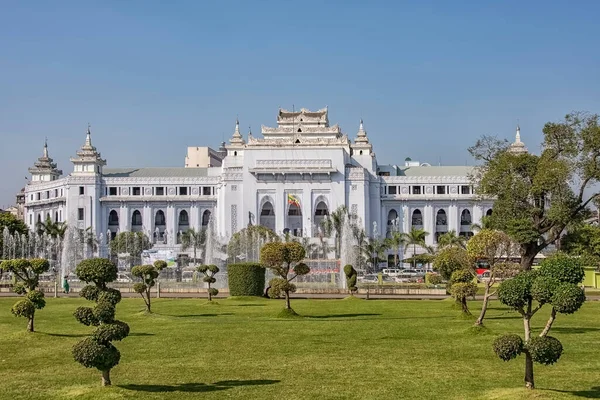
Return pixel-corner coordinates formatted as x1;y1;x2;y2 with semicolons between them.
85;123;92;147
230;117;245;145
43;137;48;158
248;125;252;136
515;124;521;143
508;123;527;154
355;118;368;143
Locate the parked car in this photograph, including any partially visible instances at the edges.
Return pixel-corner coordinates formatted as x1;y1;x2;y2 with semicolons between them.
359;274;378;283
381;274;394;282
382;268;402;277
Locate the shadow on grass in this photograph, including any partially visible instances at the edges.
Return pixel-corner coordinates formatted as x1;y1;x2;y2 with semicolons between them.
485;315;522;320
233;304;267;307
119;379;280;393
308;313;382;319
544;327;600;334
159;313;234;318
546;386;600;398
41;332;154;337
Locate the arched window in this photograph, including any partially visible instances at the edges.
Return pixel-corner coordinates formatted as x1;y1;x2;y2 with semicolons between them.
259;201;275;231
411;209;423;228
461;209;472;226
179;210;189;225
202;210;211;227
37;214;41;223
287;200;303;236
436;209;447;226
55;211;59;222
155;210;166;226
109;210;119;226
131;210;142;226
486;209;493;216
313;201;329;236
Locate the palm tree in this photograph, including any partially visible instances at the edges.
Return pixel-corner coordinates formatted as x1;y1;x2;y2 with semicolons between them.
317;233;333;259
181;228;206;262
321;205;348;258
363;237;390;273
437;230;467;249
351;226;368;271
403;228;429;269
297;237;318;259
388;231;407;267
36;216;67;239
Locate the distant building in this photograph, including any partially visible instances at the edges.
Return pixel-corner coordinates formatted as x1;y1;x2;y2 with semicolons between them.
184;145;225;168
20;107;527;262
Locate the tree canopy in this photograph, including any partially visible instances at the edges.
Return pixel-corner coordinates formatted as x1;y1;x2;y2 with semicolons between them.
470;112;600;269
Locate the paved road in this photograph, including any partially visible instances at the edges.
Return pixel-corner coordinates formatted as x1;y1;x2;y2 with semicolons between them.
2;291;599;301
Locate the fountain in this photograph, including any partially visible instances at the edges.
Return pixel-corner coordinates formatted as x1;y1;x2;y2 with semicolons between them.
60;225;83;282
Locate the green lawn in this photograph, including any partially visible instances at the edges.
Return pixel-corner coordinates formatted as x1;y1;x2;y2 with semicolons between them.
0;297;599;400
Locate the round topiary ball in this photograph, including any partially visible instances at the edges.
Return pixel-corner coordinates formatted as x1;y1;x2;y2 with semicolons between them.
26;290;46;309
493;334;524;361
92;320;130;343
528;336;563;365
551;283;586;314
74;306;99;326
80;285;101;301
133;282;147;294
498;271;537;309
72;337;121;370
450;269;474;284
94;300;116;323
11;299;35;318
531;276;559;305
75;258;118;286
539;253;584;285
98;288;122;306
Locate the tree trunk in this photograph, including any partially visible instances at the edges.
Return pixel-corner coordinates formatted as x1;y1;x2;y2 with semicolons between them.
208;284;212;301
520;246;537;270
27;314;34;332
475;283;491;326
146;290;152;313
102;369;111;386
284;290;291;309
540;308;556;337
524;351;534;389
461;297;471;315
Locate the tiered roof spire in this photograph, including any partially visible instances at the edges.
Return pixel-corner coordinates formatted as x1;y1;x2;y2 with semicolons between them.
355;118;369;144
229;118;245;145
70;124;106;173
508;124;528;154
28;139;62;181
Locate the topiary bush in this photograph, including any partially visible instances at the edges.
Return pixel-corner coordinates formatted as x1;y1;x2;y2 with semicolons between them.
197;264;220;301
527;336;563;365
493;334;523;361
131;260;165;313
227;263;266;297
72;258;129;386
425;272;443;286
494;253;585;389
0;258;50;332
449;269;477;316
344;264;358;294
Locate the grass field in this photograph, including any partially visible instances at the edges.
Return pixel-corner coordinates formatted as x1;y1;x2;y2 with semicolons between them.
0;296;599;400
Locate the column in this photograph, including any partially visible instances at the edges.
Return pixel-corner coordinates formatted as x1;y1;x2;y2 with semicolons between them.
119;204;128;232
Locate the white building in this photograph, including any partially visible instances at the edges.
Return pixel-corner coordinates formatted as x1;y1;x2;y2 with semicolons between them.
23;107;514;263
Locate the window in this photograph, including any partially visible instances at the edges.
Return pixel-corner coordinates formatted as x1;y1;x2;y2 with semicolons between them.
412;186;421;195
29;215;32;225
109;187;117;196
156;187;164;196
378;171;390;176
30;194;33;201
179;187;188;195
436;186;446;195
231;185;237;192
388;186;397;195
55;189;58;197
461;185;470;195
203;187;212;196
78;208;84;221
132;187;141;196
61;189;63;196
36;193;41;201
46;190;50;199
131;210;142;226
79;186;84;195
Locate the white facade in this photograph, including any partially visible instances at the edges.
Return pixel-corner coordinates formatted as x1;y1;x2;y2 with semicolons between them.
23;108;501;261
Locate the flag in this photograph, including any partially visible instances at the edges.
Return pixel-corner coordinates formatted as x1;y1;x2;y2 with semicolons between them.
287;194;300;207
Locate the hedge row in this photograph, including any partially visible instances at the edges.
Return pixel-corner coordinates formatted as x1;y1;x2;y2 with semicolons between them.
227;263;266;296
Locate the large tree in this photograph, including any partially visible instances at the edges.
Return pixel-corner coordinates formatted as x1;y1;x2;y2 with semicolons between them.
469;112;600;270
260;241;309;313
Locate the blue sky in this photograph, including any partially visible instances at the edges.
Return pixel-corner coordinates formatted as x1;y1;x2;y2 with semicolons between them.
1;0;599;207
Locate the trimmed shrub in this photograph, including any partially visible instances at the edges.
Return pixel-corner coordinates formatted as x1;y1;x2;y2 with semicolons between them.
538;253;584;285
344;264;358;293
527;336;563;365
425;272;443;286
551;283;586;314
228;263;266;297
493;334;523;361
